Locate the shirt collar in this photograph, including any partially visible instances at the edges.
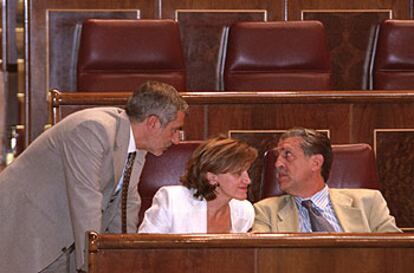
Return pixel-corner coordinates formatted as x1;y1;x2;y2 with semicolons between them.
294;184;330;211
128;125;136;153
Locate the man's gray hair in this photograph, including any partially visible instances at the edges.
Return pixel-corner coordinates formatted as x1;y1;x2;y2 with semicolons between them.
280;127;333;182
126;81;188;127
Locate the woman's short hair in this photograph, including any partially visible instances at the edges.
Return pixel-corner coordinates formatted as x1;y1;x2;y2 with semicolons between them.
126;81;188;127
181;136;258;201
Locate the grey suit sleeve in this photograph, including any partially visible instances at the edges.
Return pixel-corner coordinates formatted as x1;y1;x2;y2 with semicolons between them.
61;121;109;269
369;191;402;233
252;202;273;232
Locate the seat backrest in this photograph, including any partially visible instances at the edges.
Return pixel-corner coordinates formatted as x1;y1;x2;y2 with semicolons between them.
77;19;186;92
138;141;202;224
261;143;380;199
223;20;331;91
373;20;414;90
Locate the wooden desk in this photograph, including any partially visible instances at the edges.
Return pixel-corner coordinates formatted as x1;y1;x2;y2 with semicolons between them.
87;232;414;273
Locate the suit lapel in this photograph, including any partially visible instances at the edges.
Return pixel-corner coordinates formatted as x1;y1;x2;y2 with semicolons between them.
130;150;147;187
102;110;131;231
330;190;370;232
276;196;300;232
112;110;131;187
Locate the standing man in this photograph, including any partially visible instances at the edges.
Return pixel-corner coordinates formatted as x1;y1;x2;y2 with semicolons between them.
253;127;401;233
0;81;188;273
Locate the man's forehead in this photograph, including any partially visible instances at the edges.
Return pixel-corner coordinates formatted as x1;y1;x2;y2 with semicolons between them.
277;136;303;149
169;111;185;127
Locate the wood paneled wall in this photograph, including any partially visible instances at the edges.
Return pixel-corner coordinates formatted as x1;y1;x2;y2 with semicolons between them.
27;0;413;143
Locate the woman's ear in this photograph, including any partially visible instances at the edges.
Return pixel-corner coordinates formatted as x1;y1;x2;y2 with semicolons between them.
206;172;218;185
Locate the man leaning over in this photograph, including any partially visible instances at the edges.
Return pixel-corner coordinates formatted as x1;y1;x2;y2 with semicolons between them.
0;81;188;273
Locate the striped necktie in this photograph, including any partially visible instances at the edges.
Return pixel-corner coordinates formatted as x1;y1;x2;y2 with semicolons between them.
301;200;335;232
121;152;136;233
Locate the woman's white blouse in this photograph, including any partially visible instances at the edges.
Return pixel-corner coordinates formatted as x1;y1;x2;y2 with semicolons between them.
138;185;254;233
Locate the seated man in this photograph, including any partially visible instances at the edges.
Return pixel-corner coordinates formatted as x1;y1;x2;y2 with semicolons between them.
253;127;401;233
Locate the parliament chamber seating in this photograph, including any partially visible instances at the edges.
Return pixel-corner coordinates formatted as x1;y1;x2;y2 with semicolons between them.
372;20;414;90
77;19;186;92
48;90;414;229
138;141;202;224
222;20;332;91
261;143;379;199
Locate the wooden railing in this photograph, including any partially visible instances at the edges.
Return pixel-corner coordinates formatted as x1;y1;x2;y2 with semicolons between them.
87;231;414;273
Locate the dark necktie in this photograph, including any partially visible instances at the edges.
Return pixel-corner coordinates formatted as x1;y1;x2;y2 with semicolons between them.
301;200;335;232
121;152;136;233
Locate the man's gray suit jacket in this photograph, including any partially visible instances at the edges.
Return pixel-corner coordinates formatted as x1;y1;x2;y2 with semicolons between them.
0;107;146;273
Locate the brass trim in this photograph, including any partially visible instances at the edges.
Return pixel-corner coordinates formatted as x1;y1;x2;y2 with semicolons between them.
373;128;414;156
229;129;330;138
301;9;393;20
175;9;268;22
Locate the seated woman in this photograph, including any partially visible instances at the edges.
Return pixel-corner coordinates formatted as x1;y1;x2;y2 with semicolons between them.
138;136;258;233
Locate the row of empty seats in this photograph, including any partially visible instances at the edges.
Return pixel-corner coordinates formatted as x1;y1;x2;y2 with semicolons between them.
76;19;414;92
138;141;379;224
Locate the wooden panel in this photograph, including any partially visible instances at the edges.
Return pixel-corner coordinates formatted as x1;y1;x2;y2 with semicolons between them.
288;0;412;91
287;0;412;20
351;103;414;143
87;233;414;273
160;0;284;20
95;249;255;273
183;105;205;140
50;90;414;144
27;0;154;143
258;248;411;273
206;104;349;143
375;129;414;228
47;10;139;92
177;11;266;90
303;11;390;90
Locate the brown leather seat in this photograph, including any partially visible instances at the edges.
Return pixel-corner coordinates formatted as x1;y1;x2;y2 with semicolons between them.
138;141;202;224
372;20;414;90
261;143;379;199
77;19;186;92
223;21;332;91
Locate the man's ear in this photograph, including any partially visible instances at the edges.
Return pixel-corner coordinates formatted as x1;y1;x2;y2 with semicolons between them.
145;115;160;129
311;154;324;171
